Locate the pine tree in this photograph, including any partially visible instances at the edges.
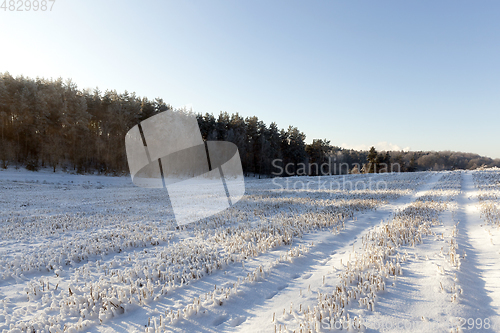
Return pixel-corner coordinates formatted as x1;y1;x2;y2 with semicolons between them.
366;146;378;173
306;139;331;175
286;126;307;176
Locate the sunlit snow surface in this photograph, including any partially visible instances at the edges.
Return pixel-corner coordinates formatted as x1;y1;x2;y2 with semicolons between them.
1;168;499;332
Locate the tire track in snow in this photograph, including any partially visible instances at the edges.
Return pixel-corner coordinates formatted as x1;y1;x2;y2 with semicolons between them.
349;171;464;332
456;172;500;329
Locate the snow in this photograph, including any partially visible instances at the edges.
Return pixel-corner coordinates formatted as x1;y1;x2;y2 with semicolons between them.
0;168;499;332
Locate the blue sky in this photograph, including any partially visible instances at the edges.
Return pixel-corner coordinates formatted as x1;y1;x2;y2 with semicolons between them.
1;0;499;158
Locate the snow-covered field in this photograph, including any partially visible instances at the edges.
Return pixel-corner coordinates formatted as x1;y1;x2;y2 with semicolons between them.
1;168;500;332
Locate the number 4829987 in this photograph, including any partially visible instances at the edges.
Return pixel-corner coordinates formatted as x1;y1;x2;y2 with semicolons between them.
1;0;56;11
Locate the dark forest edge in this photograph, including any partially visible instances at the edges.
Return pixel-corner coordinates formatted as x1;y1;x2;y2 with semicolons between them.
0;72;499;177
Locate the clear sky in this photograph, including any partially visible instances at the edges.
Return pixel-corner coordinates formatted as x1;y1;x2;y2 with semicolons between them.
1;0;499;158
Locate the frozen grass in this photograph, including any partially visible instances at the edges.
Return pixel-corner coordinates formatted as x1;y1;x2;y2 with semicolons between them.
0;170;499;332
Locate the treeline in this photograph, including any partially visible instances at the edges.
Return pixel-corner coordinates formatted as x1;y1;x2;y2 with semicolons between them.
0;72;498;176
0;72;171;173
338;147;500;174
